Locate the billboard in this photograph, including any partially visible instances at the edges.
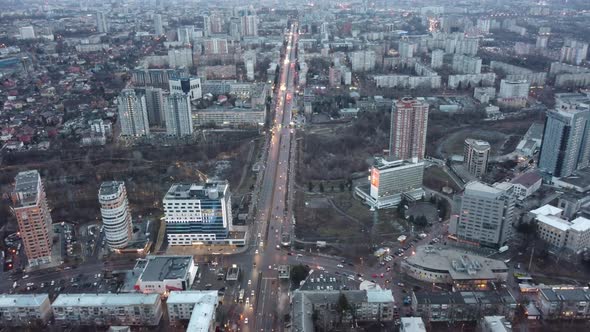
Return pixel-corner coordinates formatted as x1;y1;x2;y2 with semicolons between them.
370;168;380;188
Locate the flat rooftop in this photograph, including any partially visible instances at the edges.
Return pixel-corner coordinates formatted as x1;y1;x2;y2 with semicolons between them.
52;293;160;307
404;245;508;281
140;255;193;282
555;167;590;191
164;181;228;201
99;181;123;196
539;287;590;302
373;156;423;170
0;294;49;307
13;170;41;206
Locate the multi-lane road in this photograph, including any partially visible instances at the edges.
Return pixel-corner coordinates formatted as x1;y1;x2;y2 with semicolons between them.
242;22;300;332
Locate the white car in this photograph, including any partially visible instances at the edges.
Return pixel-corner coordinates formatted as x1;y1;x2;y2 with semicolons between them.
245;318;248;324
337;264;344;268
248;280;251;286
255;249;259;254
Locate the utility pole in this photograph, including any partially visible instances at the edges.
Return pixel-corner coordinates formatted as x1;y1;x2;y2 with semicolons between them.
528;246;535;272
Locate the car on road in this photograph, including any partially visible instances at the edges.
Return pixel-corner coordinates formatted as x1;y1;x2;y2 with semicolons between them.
397;282;405;287
248;280;252;286
255;249;259;254
251;290;255;297
336;264;343;268
317;266;325;271
244;318;248;324
276;245;280;250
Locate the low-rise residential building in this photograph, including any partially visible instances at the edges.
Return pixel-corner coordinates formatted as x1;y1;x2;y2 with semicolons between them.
510;171;542;201
134;255;198;294
167;291;218;330
52;293;162;326
292;289;396;332
537;286;590;320
0;294;52;326
412;290;517;323
401;246;509;290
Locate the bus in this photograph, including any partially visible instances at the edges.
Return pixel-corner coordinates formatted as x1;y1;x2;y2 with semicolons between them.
238;289;245;303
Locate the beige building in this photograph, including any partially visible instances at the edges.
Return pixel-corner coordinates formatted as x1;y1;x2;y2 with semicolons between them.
11;170;53;267
464;138;490;178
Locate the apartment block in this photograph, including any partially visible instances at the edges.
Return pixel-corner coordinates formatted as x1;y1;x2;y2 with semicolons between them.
52;294;162;326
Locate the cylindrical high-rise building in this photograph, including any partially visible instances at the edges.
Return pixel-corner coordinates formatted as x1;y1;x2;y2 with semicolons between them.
99;181;133;249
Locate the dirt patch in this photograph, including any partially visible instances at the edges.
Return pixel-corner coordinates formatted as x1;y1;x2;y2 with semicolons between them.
440;128;508;156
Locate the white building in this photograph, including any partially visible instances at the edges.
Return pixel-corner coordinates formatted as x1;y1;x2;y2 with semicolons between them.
19;26;36;40
452;54;482;74
0;294;52;326
52;294;162;326
531;205;590;253
154;14;163;35
355;157;424;209
240;15;258;36
499;79;530;98
452;181;515;248
193;107;266;127
164;181;234;245
399;40;414;58
99;181;133;249
167;291;218;331
117;90;150;137
134;255;198;294
560;39;588;66
464;138;490;178
168;48;193;68
431;49;444;69
509;171;542;201
165;93;193;136
169;76;201;101
400;317;427;332
96;11;108;34
350;50;376;72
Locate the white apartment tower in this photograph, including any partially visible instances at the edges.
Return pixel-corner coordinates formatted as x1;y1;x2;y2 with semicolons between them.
165;93;194;136
464;138;490;178
154;14;163;35
117;89;150;137
99;181;133;249
453;182;515;248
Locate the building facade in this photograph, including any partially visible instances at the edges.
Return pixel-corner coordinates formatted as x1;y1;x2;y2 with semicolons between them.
96;11;108;33
154;14;163;35
464;138;490;178
117;90;150;137
453;181;515;248
165;93;193;136
240;15;258;36
169;76;202;101
389;97;429;160
134;256;198;294
52;294;162;326
167;291;218;330
164;181;233;245
11;170;53;266
0;294;52;327
99;181;133;250
356;157;424;209
537;287;590;320
538;103;590;179
141;87;166;127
